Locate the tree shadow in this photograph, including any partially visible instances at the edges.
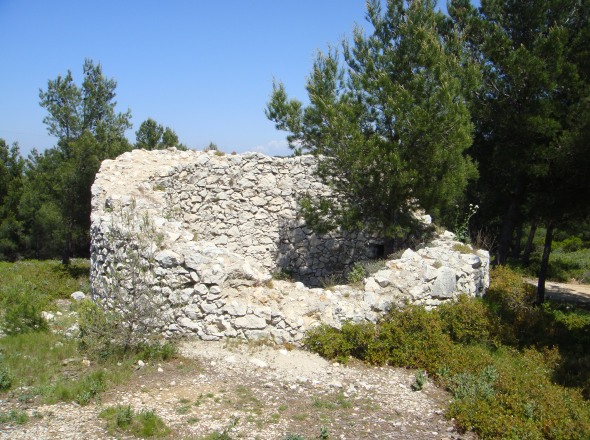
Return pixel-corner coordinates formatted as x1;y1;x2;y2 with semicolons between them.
274;219;382;287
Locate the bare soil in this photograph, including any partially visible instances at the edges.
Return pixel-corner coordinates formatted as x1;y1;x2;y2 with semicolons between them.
0;338;474;440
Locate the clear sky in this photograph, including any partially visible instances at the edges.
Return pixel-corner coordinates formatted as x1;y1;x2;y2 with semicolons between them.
0;0;474;157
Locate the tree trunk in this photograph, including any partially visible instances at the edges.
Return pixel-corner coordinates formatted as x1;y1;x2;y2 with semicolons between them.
522;222;537;265
512;223;523;259
536;221;555;304
498;180;526;265
498;200;519;265
62;220;72;265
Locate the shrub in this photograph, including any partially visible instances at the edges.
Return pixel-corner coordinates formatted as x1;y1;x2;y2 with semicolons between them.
411;370;427;391
0;364;12;391
81;202;171;360
49;369;107;405
347;263;366;284
304;321;375;364
437;295;496;344
0;280;48;335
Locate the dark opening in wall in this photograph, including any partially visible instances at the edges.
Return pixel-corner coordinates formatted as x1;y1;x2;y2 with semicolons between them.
368;244;385;259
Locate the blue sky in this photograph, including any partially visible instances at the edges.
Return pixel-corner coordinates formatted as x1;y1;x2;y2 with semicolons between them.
0;1;474;157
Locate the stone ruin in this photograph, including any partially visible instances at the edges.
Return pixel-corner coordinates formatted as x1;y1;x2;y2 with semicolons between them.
90;148;489;343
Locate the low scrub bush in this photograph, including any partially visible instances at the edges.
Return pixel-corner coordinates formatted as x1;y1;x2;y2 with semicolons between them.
437;294;496;344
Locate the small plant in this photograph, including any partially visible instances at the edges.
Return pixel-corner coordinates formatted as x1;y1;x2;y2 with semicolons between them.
347;263;366;285
450;365;498;400
319;426;330;440
272;269;294;281
0;409;29;425
411;370;427;391
0;364;12;391
100;405;170;438
452;242;474;254
283;434;305;440
454;203;478;243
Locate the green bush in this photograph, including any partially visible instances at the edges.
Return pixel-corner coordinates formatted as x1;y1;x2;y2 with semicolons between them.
555;236;584;252
0;281;48;335
437;294;496;344
347;263;366;284
0;364;12;391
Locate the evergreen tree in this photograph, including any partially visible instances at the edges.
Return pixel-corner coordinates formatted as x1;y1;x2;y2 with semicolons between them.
0;139;25;260
266;0;479;238
450;0;590;301
135;118;186;150
37;60;132;263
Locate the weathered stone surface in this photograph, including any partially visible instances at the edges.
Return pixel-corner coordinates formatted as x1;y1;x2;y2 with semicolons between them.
235;315;267;329
155;250;183;268
71;291;86;301
90;148;490;344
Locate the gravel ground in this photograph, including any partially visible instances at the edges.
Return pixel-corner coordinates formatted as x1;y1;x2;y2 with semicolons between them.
0;338;474;440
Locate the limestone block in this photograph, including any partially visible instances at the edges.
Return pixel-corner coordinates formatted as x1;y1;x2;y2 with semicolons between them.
235;315;267;329
431;267;457;299
178;317;200;330
222;301;248;316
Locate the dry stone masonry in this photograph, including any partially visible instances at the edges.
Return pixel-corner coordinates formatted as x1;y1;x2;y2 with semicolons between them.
90;148;489;343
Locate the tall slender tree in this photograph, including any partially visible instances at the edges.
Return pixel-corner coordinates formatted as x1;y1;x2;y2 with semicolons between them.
37;60;132;264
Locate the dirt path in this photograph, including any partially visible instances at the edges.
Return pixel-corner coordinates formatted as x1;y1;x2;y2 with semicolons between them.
527;279;590;305
1;339;473;440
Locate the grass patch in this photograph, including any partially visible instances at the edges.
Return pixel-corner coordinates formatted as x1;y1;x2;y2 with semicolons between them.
0;409;29;425
304;266;590;439
0;330;135;405
100;405;170;437
0;259;89;302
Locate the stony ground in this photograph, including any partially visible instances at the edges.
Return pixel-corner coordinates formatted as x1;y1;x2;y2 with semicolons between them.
0;337;475;440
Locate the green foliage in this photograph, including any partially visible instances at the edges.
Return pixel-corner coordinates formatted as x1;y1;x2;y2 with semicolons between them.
346;262;366;284
0;279;48;335
450;0;590;265
305;266;590;438
0;260;88;335
272;269;294;281
283;435;306;440
135;118;186;150
0;409;28;425
437;295;495;344
0;139;25;261
33;59;133;263
100;405;171;438
454;203;478;243
0;364;12;391
411;370;427;391
49;369;107;405
267;0;479;237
